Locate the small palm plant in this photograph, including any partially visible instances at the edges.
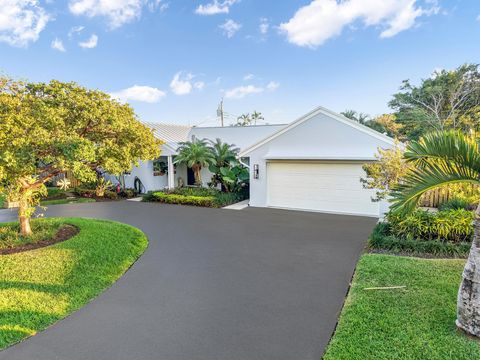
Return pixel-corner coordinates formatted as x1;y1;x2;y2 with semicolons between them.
391;130;480;337
208;138;240;190
175;139;215;186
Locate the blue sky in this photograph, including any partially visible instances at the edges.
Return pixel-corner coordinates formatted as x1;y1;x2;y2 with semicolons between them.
1;0;479;126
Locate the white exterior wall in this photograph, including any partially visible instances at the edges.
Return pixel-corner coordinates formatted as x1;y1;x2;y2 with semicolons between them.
246;112;394;214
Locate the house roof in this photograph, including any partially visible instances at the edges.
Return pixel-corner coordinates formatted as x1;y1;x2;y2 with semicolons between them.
238;106;395;157
144;122;287;153
190;124;286;151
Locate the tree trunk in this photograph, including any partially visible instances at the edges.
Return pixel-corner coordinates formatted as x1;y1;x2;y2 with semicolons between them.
456;204;480;336
18;199;32;237
193;164;202;186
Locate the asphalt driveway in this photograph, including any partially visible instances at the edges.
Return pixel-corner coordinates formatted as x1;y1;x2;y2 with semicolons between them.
0;202;376;360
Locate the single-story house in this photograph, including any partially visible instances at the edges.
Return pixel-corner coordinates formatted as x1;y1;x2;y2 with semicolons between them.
113;106;394;217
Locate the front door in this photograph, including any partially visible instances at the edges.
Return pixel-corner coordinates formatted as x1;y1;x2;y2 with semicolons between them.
187;167;195;186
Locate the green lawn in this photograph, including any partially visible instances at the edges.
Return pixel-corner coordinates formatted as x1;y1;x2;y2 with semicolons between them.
324;254;480;360
0;218;148;349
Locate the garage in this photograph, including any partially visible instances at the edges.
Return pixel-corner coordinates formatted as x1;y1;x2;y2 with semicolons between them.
266;161;379;216
239;106;395;217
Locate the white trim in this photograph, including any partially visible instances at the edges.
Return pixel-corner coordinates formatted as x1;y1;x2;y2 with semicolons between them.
264;156;376;161
239;105;395;157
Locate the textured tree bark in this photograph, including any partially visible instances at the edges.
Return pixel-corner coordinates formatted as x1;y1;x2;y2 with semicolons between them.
18;199;32;237
192;164;202;185
456;204;480;336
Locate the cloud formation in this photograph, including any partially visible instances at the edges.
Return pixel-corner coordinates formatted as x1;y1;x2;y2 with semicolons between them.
110;85;166;103
195;0;239;15
219;19;241;38
280;0;439;48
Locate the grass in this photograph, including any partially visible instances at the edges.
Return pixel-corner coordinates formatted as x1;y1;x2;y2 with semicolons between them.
40;197;96;206
0;218;67;250
0;217;148;349
324;254;480;359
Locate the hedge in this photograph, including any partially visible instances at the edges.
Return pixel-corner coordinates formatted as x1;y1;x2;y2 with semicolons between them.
146;192;216;207
369;222;471;258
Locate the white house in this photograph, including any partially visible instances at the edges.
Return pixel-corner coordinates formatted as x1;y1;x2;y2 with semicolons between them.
115;106;394;217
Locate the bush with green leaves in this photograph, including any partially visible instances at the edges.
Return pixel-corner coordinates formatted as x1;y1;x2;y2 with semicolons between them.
438;197;473;211
369;221;471;258
147;192;215;207
386;209;474;243
143;187;246;207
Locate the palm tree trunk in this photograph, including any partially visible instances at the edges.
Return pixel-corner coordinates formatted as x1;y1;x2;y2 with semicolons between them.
456;203;480;336
192;164;202;186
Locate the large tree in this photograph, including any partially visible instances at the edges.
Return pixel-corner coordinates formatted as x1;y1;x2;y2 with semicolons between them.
0;77;161;235
391;131;480;337
390;64;480;139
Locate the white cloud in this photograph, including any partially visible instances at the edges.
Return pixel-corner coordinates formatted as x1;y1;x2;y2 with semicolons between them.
266;81;280;91
68;25;84;38
0;0;50;47
110;85;166;103
219;19;241;38
51;37;66;52
477;14;480;21
69;0;164;28
243;73;255;81
225;85;264;99
259;17;269;34
170;71;194;95
79;34;98;48
279;0;439;48
195;0;238;15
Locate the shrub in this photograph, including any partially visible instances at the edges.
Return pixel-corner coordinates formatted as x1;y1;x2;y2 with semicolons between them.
438;197;473;211
46;187;67;200
386;209;473;242
119;188;138;199
368;222;471;258
103;190;118;200
74;188;96;198
147;192;215;207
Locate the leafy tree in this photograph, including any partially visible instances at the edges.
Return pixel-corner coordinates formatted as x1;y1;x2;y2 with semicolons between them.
175;139;215;185
219;161;249;193
361;141;409;201
390;64;480;139
390;131;480;337
373;114;404;139
0;77;161;235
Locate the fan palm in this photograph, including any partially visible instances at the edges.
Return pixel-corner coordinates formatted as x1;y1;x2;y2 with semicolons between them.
175;139;215;186
391;130;480;337
251;111;264;125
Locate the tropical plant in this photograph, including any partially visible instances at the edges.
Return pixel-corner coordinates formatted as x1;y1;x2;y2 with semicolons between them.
251;111;264;125
175;139;215;185
391;130;480;337
219;161;249;193
341;109;370;124
0;77;161;235
95;178;112;197
208;138;239;189
235;113;252;127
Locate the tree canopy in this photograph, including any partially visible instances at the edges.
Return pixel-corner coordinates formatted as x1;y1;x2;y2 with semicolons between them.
0;77;161;234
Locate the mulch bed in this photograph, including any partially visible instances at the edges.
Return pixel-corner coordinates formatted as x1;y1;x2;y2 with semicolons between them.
0;224;79;255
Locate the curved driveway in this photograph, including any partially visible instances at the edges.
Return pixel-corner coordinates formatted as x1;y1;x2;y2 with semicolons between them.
0;202;376;360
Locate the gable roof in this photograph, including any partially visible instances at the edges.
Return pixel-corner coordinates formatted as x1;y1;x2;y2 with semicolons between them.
238;105;395;157
143;122;192;150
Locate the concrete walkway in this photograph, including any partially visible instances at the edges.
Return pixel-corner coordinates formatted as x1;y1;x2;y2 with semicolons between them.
0;202;376;360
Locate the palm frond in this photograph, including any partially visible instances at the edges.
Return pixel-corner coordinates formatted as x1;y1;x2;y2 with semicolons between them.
391;159;480;212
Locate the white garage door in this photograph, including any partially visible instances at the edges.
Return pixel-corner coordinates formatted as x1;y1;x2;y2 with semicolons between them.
267;161;379;217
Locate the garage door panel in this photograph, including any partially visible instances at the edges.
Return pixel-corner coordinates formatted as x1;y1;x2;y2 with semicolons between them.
267;162;378;216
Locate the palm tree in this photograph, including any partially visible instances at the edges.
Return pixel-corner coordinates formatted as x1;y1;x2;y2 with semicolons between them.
208;138;239;168
341;109;370;124
391;130;480;337
251;111;264;125
175;139;215;186
236;113;252;126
